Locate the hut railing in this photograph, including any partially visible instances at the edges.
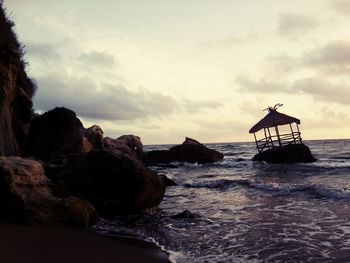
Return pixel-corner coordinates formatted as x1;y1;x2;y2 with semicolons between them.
256;131;301;153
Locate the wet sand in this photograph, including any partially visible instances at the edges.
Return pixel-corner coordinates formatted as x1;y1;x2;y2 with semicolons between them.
0;224;170;263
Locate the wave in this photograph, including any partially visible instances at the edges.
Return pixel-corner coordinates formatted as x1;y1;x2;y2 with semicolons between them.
185;178;350;200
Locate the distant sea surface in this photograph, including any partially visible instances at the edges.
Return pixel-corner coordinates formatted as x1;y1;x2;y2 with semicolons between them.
93;139;350;263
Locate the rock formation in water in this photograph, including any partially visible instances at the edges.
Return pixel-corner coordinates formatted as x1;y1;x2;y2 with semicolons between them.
252;144;317;163
0;5;36;156
146;137;224;164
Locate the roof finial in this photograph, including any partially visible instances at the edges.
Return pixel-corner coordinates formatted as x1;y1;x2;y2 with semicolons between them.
263;103;283;112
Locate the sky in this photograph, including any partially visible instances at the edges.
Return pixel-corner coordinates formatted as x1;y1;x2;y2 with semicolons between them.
4;0;350;144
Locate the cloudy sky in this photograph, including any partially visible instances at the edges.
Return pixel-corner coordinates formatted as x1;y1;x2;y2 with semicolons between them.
5;0;350;144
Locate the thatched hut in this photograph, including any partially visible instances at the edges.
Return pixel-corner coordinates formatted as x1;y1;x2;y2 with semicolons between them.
249;104;315;163
249;104;302;153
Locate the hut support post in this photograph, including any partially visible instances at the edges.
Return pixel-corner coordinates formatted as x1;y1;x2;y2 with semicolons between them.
267;128;274;148
253;133;259;152
290;124;295;143
296;124;302;143
275;126;282;147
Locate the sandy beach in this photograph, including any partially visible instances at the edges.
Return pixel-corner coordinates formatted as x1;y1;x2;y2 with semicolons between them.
0;224;170;263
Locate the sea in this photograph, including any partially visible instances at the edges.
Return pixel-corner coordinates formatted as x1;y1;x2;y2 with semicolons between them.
92;139;350;263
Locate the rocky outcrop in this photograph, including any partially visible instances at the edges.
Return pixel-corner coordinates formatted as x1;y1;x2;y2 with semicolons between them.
53;150;166;216
146;137;224;164
0;4;167;226
0;156;96;226
0;5;36;156
85;125;104;150
28;107;91;161
104;135;144;160
252;144;317;163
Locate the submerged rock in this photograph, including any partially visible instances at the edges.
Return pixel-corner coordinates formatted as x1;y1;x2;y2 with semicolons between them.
146;137;224;164
252;144;316;163
171;210;197;219
55;150;166;216
0;156;96;226
162;175;177;186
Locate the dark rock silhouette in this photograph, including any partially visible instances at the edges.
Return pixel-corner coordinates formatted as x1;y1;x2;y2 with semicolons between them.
163;176;177;186
0;157;96;226
0;6;36;156
252;144;317;163
146;137;224;164
171;210;197;219
28;107;90;161
54;150;166;216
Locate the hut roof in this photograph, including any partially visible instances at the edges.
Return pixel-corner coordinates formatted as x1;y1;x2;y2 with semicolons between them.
249;109;300;133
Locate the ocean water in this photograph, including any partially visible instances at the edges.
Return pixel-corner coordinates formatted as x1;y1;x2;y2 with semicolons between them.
93;139;350;262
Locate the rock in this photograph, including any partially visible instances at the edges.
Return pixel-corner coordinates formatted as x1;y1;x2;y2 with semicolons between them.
28;107;89;161
171;210;196;219
104;134;144;160
0;6;36;156
0;156;96;226
183;137;201;145
55;150;166;216
145;150;176;164
85;125;104;150
146;137;224;164
169;142;224;164
162;176;177;186
252;144;317;163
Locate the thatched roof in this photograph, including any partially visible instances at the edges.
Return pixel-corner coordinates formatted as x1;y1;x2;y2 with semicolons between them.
249;109;300;134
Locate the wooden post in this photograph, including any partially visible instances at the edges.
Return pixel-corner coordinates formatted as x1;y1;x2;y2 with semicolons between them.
253;133;259;152
290;124;295;143
296;124;302;143
267;127;274;148
275;126;282;147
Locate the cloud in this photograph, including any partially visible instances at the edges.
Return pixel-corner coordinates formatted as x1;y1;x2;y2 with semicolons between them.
304;107;350;129
293;77;350;105
25;42;61;62
301;40;350;76
304;40;350;67
33;71;222;121
236;75;290;93
277;12;319;36
330;0;350;16
79;51;116;67
182;99;222;112
34;72;177;121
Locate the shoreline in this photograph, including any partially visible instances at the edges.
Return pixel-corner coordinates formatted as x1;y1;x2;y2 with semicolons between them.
0;224;170;263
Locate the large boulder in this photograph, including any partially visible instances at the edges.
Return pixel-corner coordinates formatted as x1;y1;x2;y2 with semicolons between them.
0;5;36;156
54;150;166;216
0;156;96;226
252;143;317;163
28;107;91;161
146;137;224;164
104;134;144;160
